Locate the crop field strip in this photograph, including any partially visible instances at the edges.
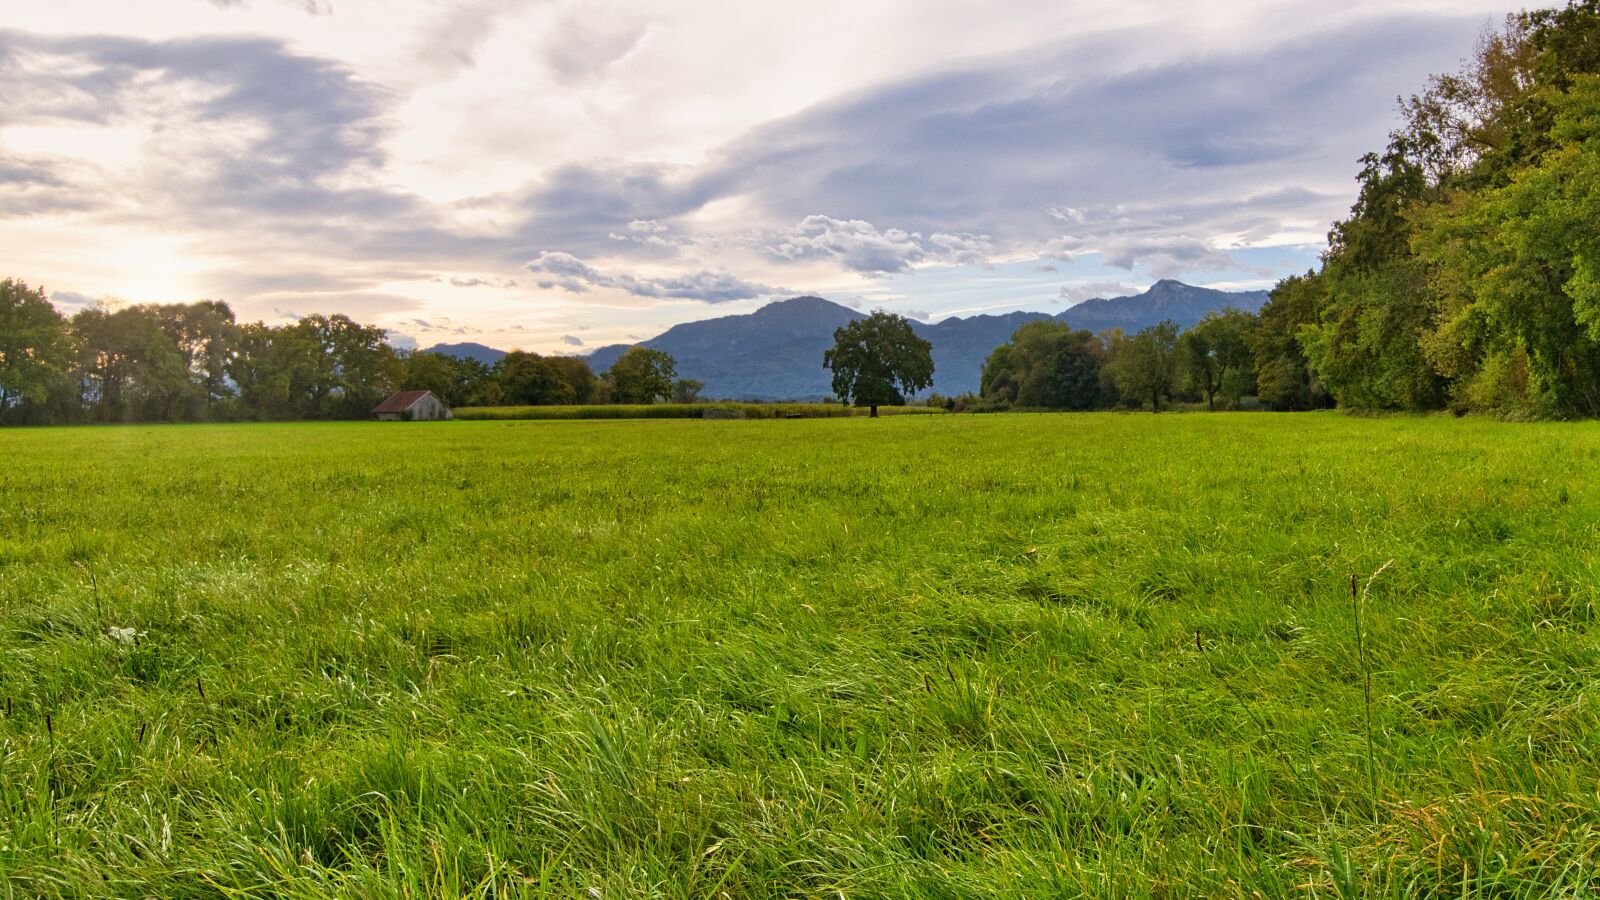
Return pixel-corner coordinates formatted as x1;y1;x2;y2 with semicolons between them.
0;413;1597;897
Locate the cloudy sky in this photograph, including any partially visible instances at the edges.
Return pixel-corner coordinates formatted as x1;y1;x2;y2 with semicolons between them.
2;0;1510;351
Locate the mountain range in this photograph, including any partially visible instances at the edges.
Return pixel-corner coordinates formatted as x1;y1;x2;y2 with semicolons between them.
428;280;1269;400
423;342;507;366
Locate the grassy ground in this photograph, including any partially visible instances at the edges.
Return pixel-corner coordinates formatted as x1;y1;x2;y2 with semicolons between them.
1;413;1596;898
452;403;940;420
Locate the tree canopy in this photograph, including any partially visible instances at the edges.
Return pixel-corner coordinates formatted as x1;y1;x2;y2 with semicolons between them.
979;321;1106;410
605;347;679;404
0;279;73;424
823;312;934;416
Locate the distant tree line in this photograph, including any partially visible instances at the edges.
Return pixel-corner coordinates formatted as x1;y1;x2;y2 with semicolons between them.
965;309;1292;413
0;285;698;425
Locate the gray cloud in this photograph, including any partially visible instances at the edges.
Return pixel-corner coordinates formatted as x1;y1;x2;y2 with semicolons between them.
560;334;585;346
1101;237;1238;277
407;317;475;335
0;155;98;215
525;250;782;303
764;215;994;274
255;292;426;322
406;2;505;75
0;155;62;187
0;28;452;251
449;276;518;288
49;290;101;311
506;160;733;261
209;0;333;15
489;11;1484;289
1060;281;1145;304
696;13;1485;272
541;11;649;82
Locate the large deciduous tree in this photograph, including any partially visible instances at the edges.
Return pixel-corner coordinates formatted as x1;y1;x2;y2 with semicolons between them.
823;312;934;417
0;279;73;424
495;351;598;405
72;304;192;422
605;347;677;404
154;301;239;417
980;320;1105;409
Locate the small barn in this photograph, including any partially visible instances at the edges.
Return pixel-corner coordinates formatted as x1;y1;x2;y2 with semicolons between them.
373;390;452;421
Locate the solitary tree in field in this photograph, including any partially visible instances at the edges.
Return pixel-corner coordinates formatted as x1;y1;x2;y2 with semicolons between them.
823;312;934;417
606;347;678;404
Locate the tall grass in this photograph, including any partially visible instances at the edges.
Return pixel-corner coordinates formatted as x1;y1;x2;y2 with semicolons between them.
1;413;1598;896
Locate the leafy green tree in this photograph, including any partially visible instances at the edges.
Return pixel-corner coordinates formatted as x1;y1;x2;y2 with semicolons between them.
605;347;677;404
0;279;73;424
671;378;705;403
980;320;1104;409
154;301;239;417
496;351;599;405
1179;308;1256;410
402;352;498;408
823;312;934;417
1295;138;1448;412
286;314;399;418
72;304;192;421
497;352;564;405
545;355;599;405
1252;274;1331;410
399;351;460;404
1396;14;1539;188
978;343;1021;404
1109;320;1180;412
230;322;315;419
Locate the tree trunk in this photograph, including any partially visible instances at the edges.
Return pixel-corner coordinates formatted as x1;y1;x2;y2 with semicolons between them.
1206;388;1215;412
870;404;879;418
1151;387;1159;413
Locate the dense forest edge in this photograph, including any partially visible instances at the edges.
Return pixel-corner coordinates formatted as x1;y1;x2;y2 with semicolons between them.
6;2;1600;424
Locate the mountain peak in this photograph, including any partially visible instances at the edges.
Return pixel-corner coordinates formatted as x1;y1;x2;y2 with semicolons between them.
755;295;855;314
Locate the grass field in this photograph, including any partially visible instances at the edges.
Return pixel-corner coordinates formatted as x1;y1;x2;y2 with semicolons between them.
452;403;940;420
1;413;1597;897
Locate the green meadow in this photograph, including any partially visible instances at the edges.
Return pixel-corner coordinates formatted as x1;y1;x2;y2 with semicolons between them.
450;403;941;421
1;413;1597;898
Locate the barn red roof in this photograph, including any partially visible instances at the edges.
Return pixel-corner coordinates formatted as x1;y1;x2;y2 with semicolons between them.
372;390;436;414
